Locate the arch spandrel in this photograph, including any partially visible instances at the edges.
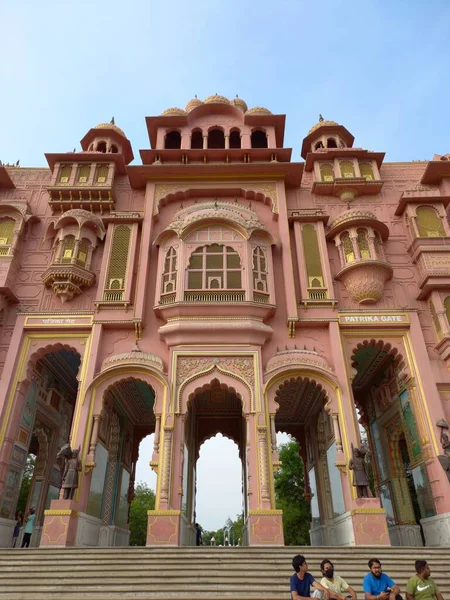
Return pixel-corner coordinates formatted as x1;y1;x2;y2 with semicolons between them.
25;340;85;385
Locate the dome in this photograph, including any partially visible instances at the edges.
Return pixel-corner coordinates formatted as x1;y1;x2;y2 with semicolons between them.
94;122;127;139
203;94;230;105
185;97;203;112
161;107;187;116
245;106;272;115
102;344;164;373
308;119;340;135
231;96;248;112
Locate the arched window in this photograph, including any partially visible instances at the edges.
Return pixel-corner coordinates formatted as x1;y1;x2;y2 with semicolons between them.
320;163;334;182
340;161;355;178
251;130;268;148
191;129;203;149
97;141;107;153
0;219;15;253
162;247;177;293
104;225;131;298
357;229;371;259
229;129;241;149
302;224;324;288
59;164;72;183
360;163;374;180
61;236;75;263
252;247;267;292
327;138;337;148
373;233;383;259
110;144;118;154
430;301;442;338
445;297;450;328
165;131;181;149
416;206;445;237
315;141;324;150
187;245;241;290
96;165;109;183
208;128;225;149
341;232;355;263
77;164;90;183
77;239;90;268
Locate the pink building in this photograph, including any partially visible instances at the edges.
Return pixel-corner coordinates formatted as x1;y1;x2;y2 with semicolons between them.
0;96;450;548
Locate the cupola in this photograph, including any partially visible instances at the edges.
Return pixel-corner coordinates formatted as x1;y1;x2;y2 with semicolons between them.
80;119;134;164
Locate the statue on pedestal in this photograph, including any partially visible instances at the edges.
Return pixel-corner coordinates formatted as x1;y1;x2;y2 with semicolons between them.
349;444;372;498
57;444;81;500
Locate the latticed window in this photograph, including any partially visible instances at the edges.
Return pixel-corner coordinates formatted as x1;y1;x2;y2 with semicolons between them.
340;161;355;178
162;247;177;293
61;236;75;263
0;219;15;251
341;232;355;263
59;164;72;183
320;163;334;182
252;247;268;292
187;244;242;290
416;206;445;237
373;233;383;259
357;229;371;259
360;163;374;180
105;225;131;294
77;239;90;267
96;165;109;183
302;224;324;287
77;164;90;183
430;301;442;338
444;297;450;328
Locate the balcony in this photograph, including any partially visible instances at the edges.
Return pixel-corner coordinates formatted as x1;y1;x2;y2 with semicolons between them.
42;263;96;304
411;239;450;300
312;176;383;197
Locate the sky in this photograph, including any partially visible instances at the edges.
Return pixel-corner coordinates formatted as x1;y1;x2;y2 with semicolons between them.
2;0;450;530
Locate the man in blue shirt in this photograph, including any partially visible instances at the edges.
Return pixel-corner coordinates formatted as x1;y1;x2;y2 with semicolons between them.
363;559;402;600
290;555;330;600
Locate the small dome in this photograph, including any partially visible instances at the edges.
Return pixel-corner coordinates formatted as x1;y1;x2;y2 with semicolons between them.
308;119;340;135
185;97;203;112
231;96;248;112
161;107;187;116
94;122;127;139
204;94;230;105
245;106;272;115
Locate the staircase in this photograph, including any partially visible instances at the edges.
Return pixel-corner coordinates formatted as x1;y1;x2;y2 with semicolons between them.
0;546;448;599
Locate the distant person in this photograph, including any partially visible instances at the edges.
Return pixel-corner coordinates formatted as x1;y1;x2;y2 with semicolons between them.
21;507;36;548
406;560;443;600
210;536;216;546
363;559;402;600
195;523;203;546
290;555;330;600
12;510;23;548
317;559;356;600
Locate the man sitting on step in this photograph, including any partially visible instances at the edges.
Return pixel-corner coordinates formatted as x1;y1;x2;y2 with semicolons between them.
313;559;356;600
363;558;402;600
406;560;444;600
290;555;331;600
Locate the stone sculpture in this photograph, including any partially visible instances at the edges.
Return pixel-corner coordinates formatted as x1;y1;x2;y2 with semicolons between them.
57;444;81;500
349;444;371;498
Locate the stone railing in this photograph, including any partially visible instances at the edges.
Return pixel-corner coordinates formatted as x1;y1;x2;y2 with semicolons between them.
184;290;245;303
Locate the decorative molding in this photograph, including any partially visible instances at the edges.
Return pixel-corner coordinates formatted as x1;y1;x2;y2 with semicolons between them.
249;509;283;515
43;509;78;516
147;510;181;516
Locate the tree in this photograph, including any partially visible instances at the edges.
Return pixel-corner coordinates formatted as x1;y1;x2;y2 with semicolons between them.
274;440;311;545
129;482;155;546
17;455;35;515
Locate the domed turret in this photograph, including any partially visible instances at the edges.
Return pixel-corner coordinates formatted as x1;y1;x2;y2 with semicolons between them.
301;116;354;159
80;118;134;164
185;96;203;113
161;107;187;116
246;106;272;116
94;122;127;139
231;96;248;112
203;94;230;105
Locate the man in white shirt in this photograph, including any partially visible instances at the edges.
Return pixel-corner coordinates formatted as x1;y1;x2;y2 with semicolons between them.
315;559;357;600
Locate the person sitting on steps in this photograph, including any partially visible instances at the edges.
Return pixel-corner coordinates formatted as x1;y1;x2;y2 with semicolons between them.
406;560;444;600
363;559;402;600
312;559;356;600
290;555;331;600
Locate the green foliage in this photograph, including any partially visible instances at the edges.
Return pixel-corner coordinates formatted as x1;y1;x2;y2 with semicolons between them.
129;481;155;546
17;455;35;515
274;440;311;545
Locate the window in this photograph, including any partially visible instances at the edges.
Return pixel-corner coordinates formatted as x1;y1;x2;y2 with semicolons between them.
110;144;118;154
302;224;324;288
357;229;371;259
208;128;225;149
315;141;324;150
96;165;109;183
251;130;268;148
327;138;337;148
187;245;242;290
340;161;355;178
97;141;107;153
61;236;75;263
77;165;90;183
229;129;241;149
320;163;334;182
360;163;374;180
59;165;72;183
416;206;445;237
165;131;181;149
77;239;90;268
191;130;203;149
252;247;267;292
373;233;383;259
104;225;131;299
430;301;442;338
162;247;177;293
341;233;355;263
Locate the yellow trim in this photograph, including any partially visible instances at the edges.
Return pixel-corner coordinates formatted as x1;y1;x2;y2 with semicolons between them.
147;509;181;516
44;509;78;516
249;509;283;515
24;315;94;327
350;508;385;515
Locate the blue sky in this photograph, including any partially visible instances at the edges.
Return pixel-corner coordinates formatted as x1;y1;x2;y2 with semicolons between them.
1;0;450;167
2;0;449;530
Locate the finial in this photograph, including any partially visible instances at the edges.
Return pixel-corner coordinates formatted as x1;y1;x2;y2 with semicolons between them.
110;117;115;125
319;114;324;122
195;94;197;98
15;160;20;167
73;148;76;153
